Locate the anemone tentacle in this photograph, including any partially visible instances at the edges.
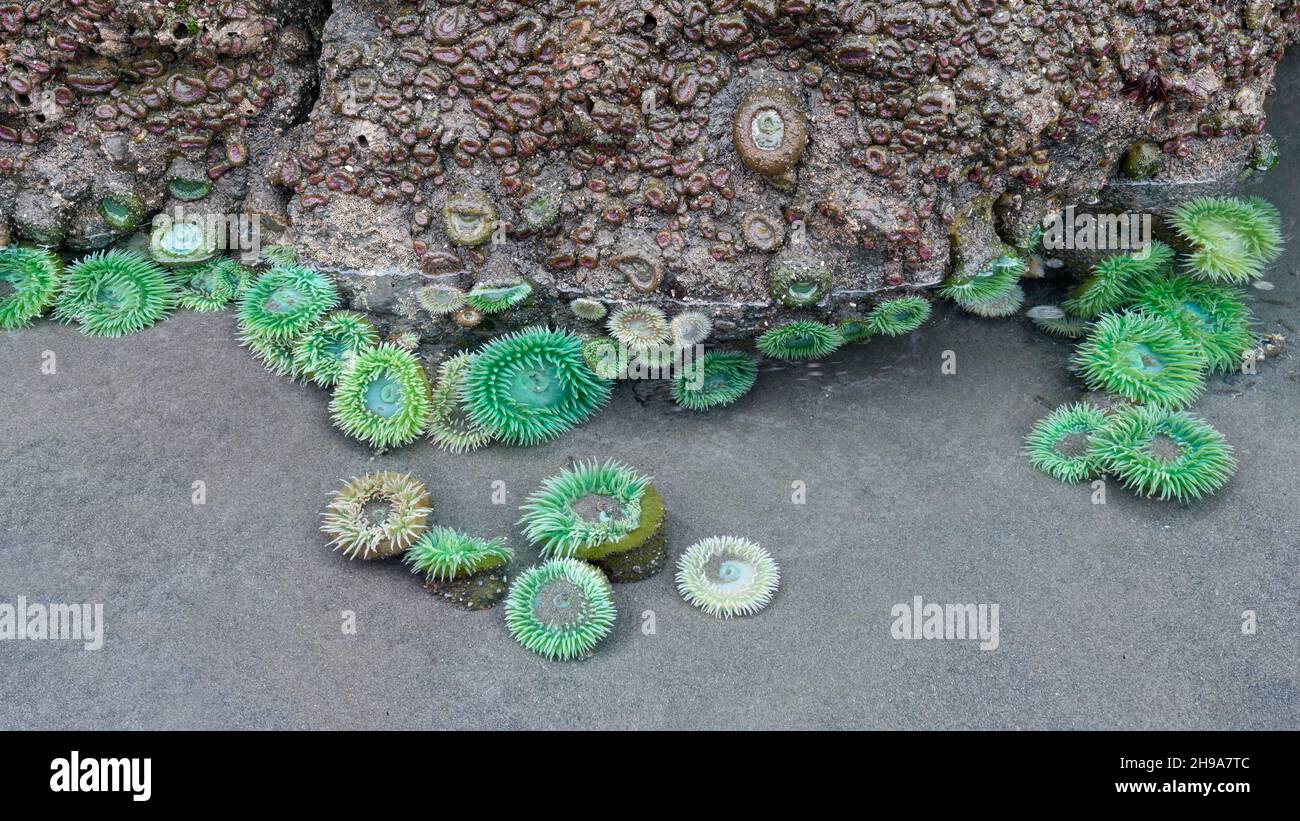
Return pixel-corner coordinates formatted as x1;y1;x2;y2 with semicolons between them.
56;249;177;337
866;295;931;336
519;460;652;559
238;264;339;342
404;526;512;582
426;353;496;453
756;320;843;360
673;351;758;410
293;311;380;387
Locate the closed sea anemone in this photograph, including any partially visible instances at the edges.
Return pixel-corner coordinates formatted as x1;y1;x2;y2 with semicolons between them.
462;326;612;446
238;265;339;342
405;526;514;610
756;320;843;360
1061;242;1174;318
321;471;431;560
0;246;62;330
1090;405;1236;501
1136;276;1255;374
866;295;931;336
1168;196;1282;284
675;536;780;619
1072;311;1206;409
519;460;651;559
292;311;379;387
504;558;616;661
149;216;217;266
673;351;758;411
330;343;433;451
426;353;496;453
55;249;177;337
766;254;832;308
1023;403;1109;484
606;304;671;351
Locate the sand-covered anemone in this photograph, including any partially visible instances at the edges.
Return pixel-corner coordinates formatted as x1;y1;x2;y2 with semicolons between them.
0;246;63;330
520;460;651;558
416;283;467;315
1061;242;1174;318
148;215;217;266
1072;311;1206;409
443;190;497;246
570;297;607;321
330;344;433;451
607;304;671;351
1026;305;1089;338
1168;196;1282;283
670;311;713;347
466;279;533;314
406;526;514;610
504;558;616;661
55;250;177;337
937;255;1024;309
426;353;496;453
292;311;380;387
1024;403;1109;484
238;265;339;342
1136;277;1255;374
767;254;832;308
321;471;431;560
675;536;780;619
866;295;931;336
1090;406;1236;501
176;258;252;311
673;351;758;411
732;85;808;189
463;326;612;446
757;320;843;360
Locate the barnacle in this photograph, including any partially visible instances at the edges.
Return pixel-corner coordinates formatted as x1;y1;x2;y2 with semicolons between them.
0;246;62;330
675;536;780;619
176;257;252;312
606;304;671;351
292;311;379;387
330;344;433;451
426;353;496;453
866;295;931;336
466;278;532;314
519;460;651;559
55;250;176;337
756;320;843;360
1090;406;1236;501
462;326;612;446
670;311;713;347
1072;311;1206;410
937;255;1024;308
238;265;339;342
504;558;616;661
1061;242;1174;319
767;254;832;308
1135;277;1255;374
321;471;431;560
1168;196;1282;283
416;283;466;315
1023;403;1109;484
673;351;758;411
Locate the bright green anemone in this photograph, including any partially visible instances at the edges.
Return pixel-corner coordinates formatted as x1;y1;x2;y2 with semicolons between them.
519;460;652;558
292;311;379;387
329;343;432;451
462;326;612;446
504;558;616;661
1136;276;1255;374
1168;196;1282;283
962;284;1025;318
243;330;302;377
582;336;630;380
404;526;513;582
1026;305;1089;338
238;265;339;341
675;536;780;619
756;320;843;360
55;249;177;337
1062;241;1174;318
176;257;252;311
1023;403;1109;484
837;317;874;344
426;353;496;453
673;351;758;411
937;255;1024;308
1072;311;1206;410
1090;405;1236;501
0;246;63;330
466;279;532;314
866;295;931;336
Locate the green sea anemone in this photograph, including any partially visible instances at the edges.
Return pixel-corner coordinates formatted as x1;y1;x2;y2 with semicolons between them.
176;257;252;311
1168;196;1282;283
1023;403;1109;484
757;320;843;360
1026;305;1089;338
443;190;497;246
292;311;379;387
0;246;63;330
404;525;512;582
1072;311;1206;409
607;304;671;351
1135;276;1255;374
260;244;298;267
767;254;832;308
1061;241;1174;318
242;328;303;377
387;329;420;351
670;311;713;347
98;193;145;233
937;255;1024;308
866;295;931;336
1090;406;1236;501
416;283;466;315
466;278;532;314
504;558;616;661
673;351;758;411
330;344;433;451
569;297;606;321
462;326;612;446
56;250;177;337
962;284;1025;318
583;484;668;583
149;216;217;266
837;317;874;344
519;460;652;558
238;265;339;341
321;471;431;560
675;536;780;619
581;336;629;380
426;353;496;453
